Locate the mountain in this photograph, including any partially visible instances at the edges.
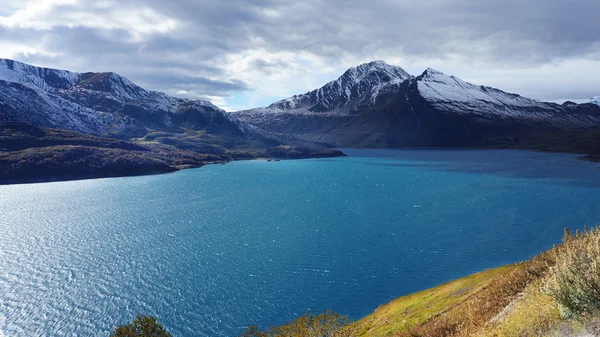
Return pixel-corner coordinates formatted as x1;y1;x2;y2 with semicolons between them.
248;60;411;114
0;58;255;139
0;59;343;184
239;60;411;117
591;96;600;107
235;62;600;150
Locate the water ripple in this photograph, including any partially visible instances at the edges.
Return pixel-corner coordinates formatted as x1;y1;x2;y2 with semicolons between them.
1;150;600;336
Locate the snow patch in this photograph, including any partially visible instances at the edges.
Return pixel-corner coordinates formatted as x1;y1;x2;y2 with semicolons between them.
417;69;538;108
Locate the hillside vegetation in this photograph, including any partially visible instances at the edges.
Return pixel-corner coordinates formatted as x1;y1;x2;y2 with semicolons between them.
0;122;344;184
235;227;600;337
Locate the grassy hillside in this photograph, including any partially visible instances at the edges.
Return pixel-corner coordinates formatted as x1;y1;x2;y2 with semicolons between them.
344;265;522;337
239;227;600;337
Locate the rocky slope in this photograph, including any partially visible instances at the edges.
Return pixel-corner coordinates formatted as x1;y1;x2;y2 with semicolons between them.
235;62;600;150
0;58;257;139
244;60;411;115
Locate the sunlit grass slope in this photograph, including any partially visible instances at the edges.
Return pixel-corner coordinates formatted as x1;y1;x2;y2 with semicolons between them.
345;265;518;337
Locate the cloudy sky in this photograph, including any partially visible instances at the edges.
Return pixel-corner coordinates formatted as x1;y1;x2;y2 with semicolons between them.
1;0;599;111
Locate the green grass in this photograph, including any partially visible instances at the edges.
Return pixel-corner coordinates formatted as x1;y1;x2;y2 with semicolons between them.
343;265;518;337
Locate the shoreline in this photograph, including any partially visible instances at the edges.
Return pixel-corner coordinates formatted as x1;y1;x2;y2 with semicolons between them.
3;146;598;186
0;151;346;186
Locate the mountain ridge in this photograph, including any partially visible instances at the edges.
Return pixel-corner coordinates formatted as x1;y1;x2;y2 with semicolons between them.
2;57;600;184
234;62;600;149
241;60;412;115
0;58;344;184
0;58;248;139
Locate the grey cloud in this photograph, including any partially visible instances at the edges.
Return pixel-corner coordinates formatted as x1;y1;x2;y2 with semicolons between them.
1;0;599;102
249;58;295;75
138;72;251;94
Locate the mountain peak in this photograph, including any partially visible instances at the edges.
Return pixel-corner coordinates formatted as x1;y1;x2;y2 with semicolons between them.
344;60;411;84
367;60;388;66
416;67;541;115
253;61;413;113
355;60;394;71
420;68;446;78
0;58;249;138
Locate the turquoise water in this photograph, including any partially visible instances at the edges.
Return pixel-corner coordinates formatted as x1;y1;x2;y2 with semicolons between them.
1;149;600;336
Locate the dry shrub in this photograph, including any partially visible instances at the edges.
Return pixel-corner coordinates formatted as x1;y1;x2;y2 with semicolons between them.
239;311;349;337
545;226;600;318
111;315;172;337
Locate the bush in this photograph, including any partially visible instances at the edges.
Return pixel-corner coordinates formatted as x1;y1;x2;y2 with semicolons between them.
111;315;172;337
238;311;349;337
545;226;600;318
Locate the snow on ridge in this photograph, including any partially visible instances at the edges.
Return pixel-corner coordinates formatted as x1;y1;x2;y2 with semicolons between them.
417;68;539;109
96;73;225;114
342;60;411;86
257;60;413;114
0;58;221;113
591;96;600;107
0;58;80;93
411;69;600;125
0;58;247;137
421;68;445;76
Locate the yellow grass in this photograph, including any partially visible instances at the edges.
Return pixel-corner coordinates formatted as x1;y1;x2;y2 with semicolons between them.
341;265;518;337
477;279;560;337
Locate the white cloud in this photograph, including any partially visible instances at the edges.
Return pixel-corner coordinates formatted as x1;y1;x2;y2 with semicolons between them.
0;0;78;29
0;0;178;41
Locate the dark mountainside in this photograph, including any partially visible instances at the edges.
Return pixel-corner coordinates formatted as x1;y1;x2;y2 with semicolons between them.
236;61;600;158
0;59;343;184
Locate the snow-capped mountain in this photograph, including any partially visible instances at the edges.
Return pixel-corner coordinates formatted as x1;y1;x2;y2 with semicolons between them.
591;96;600;107
235;63;600;147
3;58;599;151
241;60;412;115
416;68;541;112
412;68;600;127
0;59;253;138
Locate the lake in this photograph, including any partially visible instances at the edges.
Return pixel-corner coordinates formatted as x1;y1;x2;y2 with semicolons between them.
1;148;600;336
